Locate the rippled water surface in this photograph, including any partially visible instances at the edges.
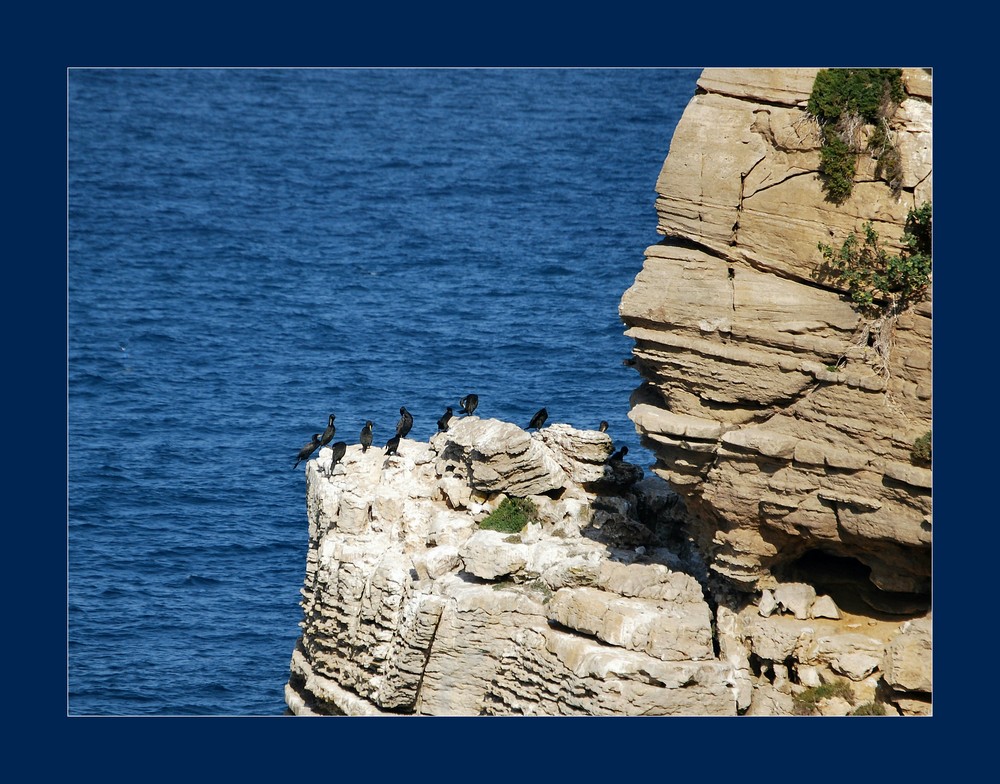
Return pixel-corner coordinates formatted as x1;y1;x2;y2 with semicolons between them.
68;67;701;715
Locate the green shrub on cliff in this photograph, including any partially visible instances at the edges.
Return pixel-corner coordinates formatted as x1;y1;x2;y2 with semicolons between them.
817;202;932;317
808;68;906;202
911;430;932;466
479;497;539;533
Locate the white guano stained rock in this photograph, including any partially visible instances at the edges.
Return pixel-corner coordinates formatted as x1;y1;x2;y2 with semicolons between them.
432;417;568;497
289;417;741;716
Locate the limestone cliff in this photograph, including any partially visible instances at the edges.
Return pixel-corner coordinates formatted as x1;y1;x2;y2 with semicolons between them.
285;419;741;716
620;68;932;601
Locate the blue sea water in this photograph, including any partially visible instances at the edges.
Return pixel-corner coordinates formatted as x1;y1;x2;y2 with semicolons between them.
67;67;701;716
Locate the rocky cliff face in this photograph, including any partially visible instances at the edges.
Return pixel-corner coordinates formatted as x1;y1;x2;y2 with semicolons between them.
285;68;932;717
285;419;742;716
286;422;930;717
619;68;932;601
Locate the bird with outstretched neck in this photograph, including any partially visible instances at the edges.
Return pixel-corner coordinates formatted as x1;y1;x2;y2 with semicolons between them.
360;420;373;452
396;407;413;438
294;434;322;469
459;394;479;416
319;414;336;448
528;407;548;430
437;407;453;432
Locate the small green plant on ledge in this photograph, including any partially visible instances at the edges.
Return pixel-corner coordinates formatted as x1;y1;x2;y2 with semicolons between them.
479;497;539;533
792;679;856;715
808;68;906;202
911;430;932;466
817;202;931;375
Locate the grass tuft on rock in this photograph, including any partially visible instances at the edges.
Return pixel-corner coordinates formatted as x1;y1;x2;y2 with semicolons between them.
850;701;888;716
479;497;539;533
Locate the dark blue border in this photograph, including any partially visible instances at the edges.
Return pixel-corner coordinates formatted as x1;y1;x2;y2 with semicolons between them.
15;3;964;775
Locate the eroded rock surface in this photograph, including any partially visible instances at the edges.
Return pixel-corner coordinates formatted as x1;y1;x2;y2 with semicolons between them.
287;416;930;717
619;68;932;600
286;418;746;716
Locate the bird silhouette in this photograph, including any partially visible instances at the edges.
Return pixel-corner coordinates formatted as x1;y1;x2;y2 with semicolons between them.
327;441;348;474
459;394;479;416
608;445;628;463
599;420;609;433
360;420;373;452
396;407;413;438
437;406;454;432
319;414;336;447
294;434;322;469
528;408;548;430
385;433;401;456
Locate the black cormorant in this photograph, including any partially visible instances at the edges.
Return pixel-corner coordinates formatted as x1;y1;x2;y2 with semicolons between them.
327;441;348;474
608;445;628;463
319;414;336;448
360;420;373;452
599;420;609;433
528;408;548;430
396;407;413;438
385;433;401;456
459;394;479;416
437;406;453;432
294;433;322;469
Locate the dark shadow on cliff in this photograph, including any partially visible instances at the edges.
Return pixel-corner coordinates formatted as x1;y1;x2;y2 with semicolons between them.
578;466;714;590
773;550;930;620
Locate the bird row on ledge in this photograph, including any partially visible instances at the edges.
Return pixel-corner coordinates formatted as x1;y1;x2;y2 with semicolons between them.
294;393;625;475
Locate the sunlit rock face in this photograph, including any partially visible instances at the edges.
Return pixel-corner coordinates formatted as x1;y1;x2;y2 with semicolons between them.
619;68;932;598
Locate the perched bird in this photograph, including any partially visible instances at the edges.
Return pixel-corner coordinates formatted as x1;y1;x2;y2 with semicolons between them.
294;433;322;469
459;393;479;416
608;445;628;463
360;420;373;452
385;433;401;456
319;414;336;447
528;407;548;430
599;420;609;433
327;441;348;474
437;406;454;432
396;406;413;438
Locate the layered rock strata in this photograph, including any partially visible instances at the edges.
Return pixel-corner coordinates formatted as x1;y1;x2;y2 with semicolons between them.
286;419;735;716
286;417;931;716
619;68;932;601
